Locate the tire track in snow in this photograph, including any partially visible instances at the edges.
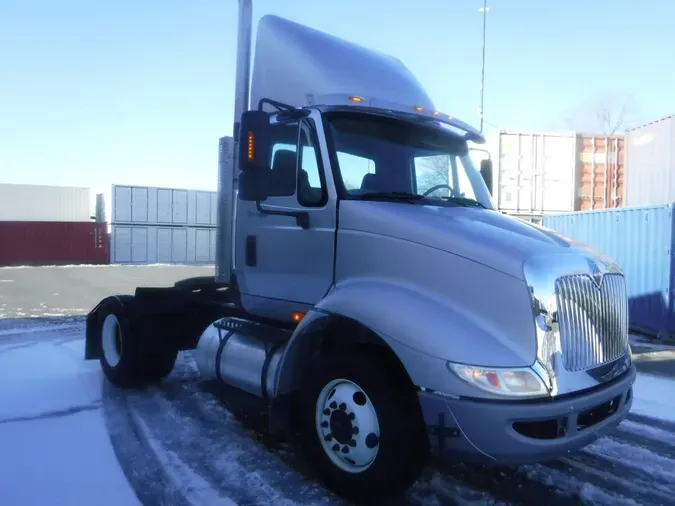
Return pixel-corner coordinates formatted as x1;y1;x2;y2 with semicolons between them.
544;454;673;505
102;381;192;506
129;409;238;506
128;358;340;506
102;352;675;506
609;421;675;461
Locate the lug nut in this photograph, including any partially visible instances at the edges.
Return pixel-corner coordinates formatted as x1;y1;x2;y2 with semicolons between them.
323;408;330;416
321;421;328;428
329;401;337;409
324;434;332;442
349;439;357;447
332;443;340;452
341;446;350;454
348;413;355;421
352;426;359;435
338;403;347;411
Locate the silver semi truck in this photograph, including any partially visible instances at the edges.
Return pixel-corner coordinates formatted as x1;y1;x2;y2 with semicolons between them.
85;1;636;501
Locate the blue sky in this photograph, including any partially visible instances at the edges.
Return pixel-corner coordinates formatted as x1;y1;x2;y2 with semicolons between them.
1;0;673;198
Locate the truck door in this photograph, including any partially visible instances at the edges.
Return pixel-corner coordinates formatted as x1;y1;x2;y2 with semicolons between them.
235;114;337;312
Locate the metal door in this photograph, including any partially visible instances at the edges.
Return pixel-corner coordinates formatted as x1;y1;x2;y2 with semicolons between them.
235;112;337;307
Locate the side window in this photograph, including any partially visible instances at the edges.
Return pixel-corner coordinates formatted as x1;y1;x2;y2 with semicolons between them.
268;121;300;197
267;119;326;206
297;123;326;207
337;152;375;191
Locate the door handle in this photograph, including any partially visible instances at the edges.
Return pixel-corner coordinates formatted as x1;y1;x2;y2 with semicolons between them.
255;201;310;229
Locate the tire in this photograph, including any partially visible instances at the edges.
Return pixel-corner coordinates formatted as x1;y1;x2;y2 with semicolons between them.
297;349;428;503
142;347;179;382
97;296;178;388
98;296;146;389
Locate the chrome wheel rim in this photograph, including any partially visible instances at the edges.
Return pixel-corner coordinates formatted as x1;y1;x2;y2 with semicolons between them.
314;378;380;473
102;314;122;367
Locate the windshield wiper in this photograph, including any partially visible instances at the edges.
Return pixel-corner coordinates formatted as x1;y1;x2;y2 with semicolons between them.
357;191;426;202
440;196;487;208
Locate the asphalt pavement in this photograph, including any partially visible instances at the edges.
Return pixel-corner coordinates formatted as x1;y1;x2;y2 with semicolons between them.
0;264;215;318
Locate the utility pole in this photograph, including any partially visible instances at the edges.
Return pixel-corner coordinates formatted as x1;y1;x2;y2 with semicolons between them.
479;0;490;133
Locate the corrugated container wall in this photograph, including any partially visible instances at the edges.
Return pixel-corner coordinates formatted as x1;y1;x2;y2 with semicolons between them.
0;184;92;222
496;131;624;218
542;205;675;339
95;193;106;223
0;222;109;266
112;185;218;226
624;114;675;207
110;225;216;264
110;184;217;265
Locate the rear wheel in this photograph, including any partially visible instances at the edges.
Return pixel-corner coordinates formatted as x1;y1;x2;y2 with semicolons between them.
97;296;178;388
98;296;145;388
142;346;179;382
297;349;428;503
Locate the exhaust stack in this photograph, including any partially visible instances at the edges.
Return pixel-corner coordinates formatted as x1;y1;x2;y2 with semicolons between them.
215;0;253;284
234;0;253;130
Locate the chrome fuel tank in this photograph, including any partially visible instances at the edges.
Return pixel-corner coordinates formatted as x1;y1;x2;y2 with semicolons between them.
195;318;286;398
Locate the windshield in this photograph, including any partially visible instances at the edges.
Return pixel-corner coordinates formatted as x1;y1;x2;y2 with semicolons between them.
324;112;494;209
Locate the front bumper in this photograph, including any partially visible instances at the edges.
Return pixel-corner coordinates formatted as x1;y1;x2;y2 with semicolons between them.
418;363;636;465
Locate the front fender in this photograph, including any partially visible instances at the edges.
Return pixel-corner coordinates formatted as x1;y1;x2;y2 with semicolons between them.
318;277;533;365
275;276;536;398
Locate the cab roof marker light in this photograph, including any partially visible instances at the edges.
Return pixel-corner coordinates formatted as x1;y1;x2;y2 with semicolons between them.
349;95;364;103
414;105;424;112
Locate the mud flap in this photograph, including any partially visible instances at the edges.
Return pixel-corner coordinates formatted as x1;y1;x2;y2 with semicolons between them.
85;301;104;360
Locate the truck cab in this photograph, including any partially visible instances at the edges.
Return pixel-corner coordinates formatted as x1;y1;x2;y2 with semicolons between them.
85;8;636;503
234;102;493;321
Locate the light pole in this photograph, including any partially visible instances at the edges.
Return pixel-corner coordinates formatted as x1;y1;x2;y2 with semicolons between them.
479;0;490;133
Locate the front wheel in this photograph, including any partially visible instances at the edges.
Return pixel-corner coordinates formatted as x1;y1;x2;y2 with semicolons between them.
297;350;428;503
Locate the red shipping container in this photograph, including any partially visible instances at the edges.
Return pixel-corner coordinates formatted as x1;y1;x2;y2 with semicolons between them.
0;221;109;266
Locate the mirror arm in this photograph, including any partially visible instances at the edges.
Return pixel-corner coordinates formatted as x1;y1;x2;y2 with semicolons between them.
255;201;310;229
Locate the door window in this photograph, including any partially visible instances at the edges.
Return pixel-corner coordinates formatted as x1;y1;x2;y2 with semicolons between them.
267;119;326;207
297;123;326;207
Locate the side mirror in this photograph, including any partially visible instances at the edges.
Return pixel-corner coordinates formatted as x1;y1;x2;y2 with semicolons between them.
480;159;493;196
238;110;273;172
239;168;269;202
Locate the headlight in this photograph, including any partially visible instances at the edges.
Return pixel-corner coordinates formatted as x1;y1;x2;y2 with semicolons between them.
447;362;550;398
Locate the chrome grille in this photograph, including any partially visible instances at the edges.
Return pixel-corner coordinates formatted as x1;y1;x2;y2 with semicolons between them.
555;273;629;372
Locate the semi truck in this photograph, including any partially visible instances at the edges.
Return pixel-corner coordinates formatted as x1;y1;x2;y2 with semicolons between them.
85;1;636;502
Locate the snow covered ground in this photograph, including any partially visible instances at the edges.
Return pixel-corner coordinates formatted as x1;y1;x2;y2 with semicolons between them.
0;318;674;506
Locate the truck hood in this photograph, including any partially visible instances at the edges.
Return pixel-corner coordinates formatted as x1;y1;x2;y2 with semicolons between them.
339;201;604;280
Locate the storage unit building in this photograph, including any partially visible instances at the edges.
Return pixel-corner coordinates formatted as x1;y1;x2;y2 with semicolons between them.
542;204;675;339
110;184;217;265
0;221;109;266
624;114;675;208
495;131;625;220
0;183;92;222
